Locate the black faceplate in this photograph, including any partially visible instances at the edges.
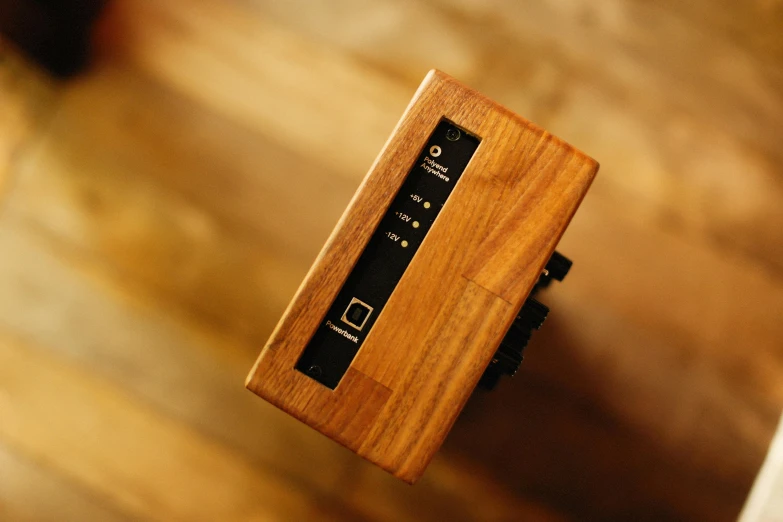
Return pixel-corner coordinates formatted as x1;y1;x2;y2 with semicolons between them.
295;119;481;389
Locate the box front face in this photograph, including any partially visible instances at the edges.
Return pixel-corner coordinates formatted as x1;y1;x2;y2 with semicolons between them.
246;70;598;483
294;119;481;390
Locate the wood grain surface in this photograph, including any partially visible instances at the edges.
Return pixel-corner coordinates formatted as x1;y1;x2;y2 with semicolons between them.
247;70;597;482
1;0;782;520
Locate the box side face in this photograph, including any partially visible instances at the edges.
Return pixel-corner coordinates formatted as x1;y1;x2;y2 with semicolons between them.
246;70;598;481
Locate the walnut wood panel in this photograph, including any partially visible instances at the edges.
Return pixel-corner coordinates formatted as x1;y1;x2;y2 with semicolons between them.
358;278;513;478
250;353;392;448
247;70;598;482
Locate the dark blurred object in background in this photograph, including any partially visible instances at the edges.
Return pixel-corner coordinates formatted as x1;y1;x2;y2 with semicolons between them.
0;0;107;76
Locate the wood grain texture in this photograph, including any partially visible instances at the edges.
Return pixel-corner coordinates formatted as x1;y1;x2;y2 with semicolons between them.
2;0;782;519
4;66;313;345
0;443;133;522
0;332;347;522
247;70;598;482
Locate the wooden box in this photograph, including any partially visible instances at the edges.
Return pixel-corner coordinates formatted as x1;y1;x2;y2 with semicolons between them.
246;70;598;483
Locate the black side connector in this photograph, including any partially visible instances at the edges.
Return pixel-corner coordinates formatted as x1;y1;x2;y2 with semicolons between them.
478;251;570;390
534;251;573;292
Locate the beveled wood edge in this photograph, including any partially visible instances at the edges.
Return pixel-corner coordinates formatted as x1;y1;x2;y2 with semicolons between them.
245;70;599;482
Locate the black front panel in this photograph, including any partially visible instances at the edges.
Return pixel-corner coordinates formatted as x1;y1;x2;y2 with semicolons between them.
295;119;481;389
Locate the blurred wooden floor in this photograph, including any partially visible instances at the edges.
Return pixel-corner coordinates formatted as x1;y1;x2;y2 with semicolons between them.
1;1;783;520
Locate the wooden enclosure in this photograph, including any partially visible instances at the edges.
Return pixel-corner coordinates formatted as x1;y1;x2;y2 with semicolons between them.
247;70;597;482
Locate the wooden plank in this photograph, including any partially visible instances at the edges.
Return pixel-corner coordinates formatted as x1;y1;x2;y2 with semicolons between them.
225;0;783;276
96;0;412;179
344;456;570;522
0;442;133;522
637;0;783;70
0;217;353;496
3;59;374;346
88;0;783;279
22;63;360;260
0;215;540;521
230;0;783;162
559;182;783;414
89;0;783;279
239;0;486;86
0;332;352;522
